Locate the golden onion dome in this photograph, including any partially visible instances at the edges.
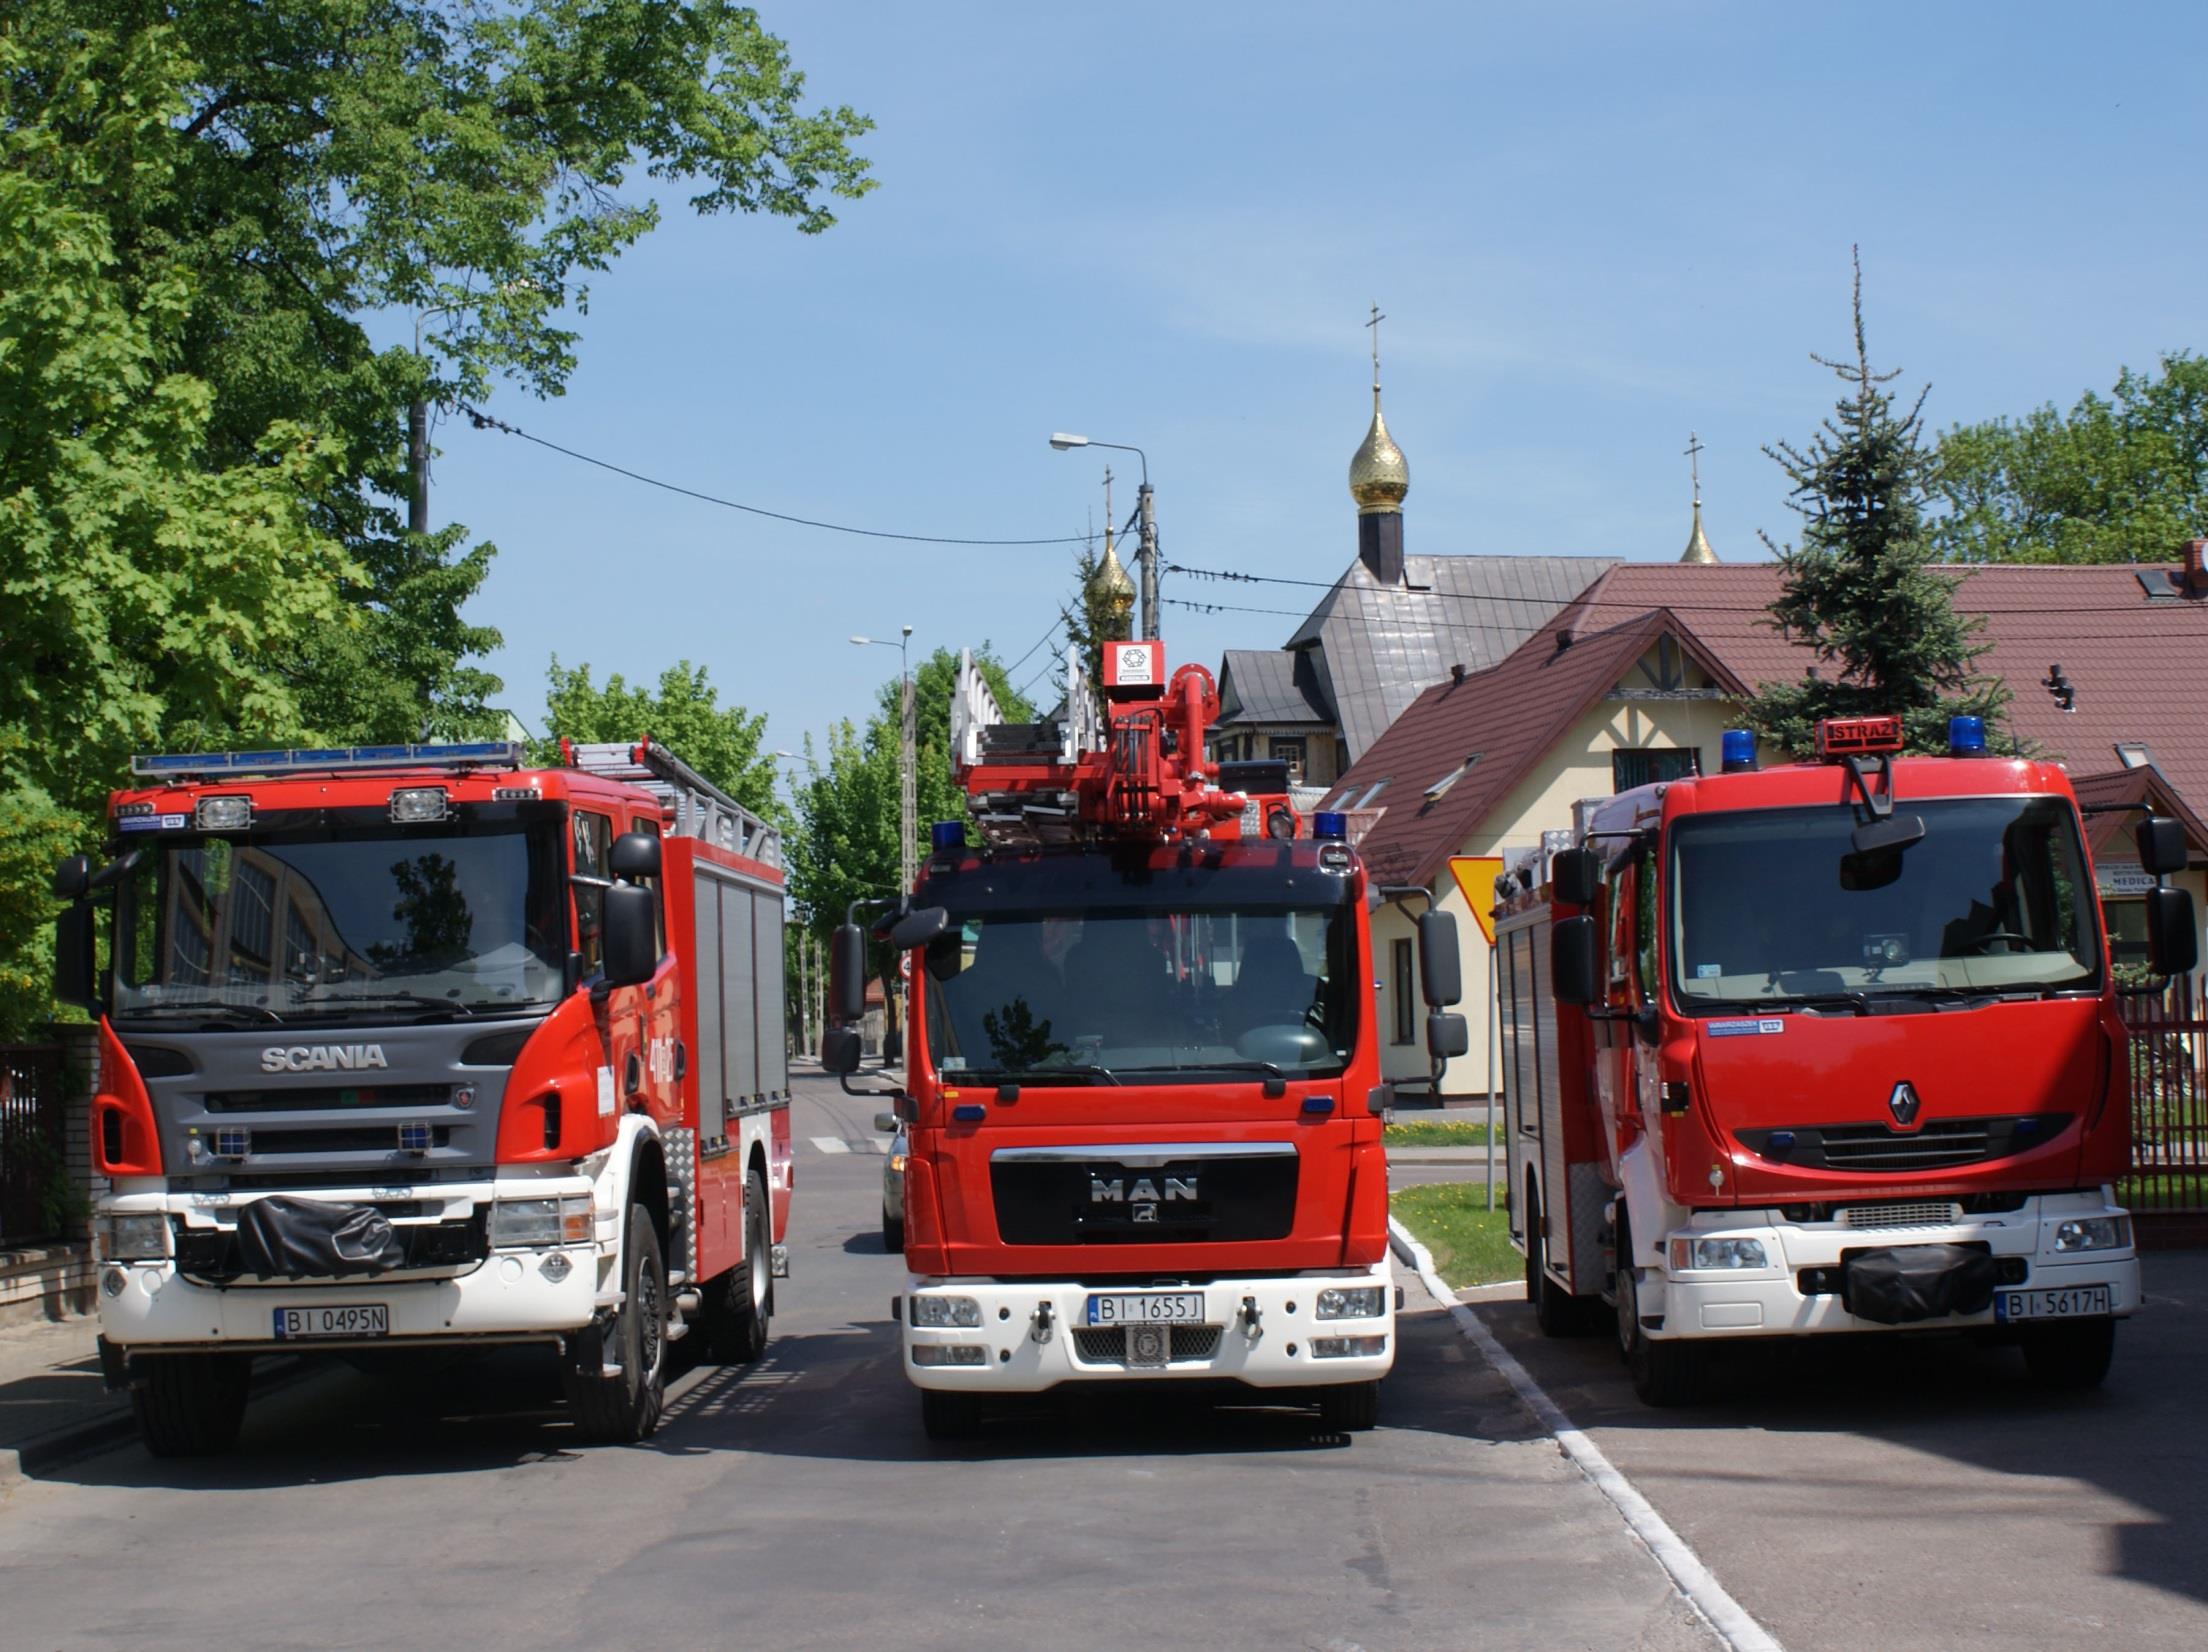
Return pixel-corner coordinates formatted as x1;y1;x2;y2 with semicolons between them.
1088;540;1136;610
1349;388;1409;514
1680;499;1718;564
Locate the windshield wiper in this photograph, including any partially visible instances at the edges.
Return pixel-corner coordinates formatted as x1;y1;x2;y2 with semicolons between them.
1116;1060;1293;1086
114;1003;284;1027
1688;993;1869;1017
298;992;481;1021
956;1063;1121;1086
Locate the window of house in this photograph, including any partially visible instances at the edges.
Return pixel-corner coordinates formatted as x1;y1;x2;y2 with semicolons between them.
1391;937;1415;1044
1271;738;1306;781
1334;740;1349;777
1612;747;1699;794
2104;899;2150;969
1423;753;1481;803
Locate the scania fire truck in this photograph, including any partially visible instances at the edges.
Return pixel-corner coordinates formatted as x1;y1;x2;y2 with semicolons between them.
1497;715;2197;1404
53;739;794;1453
825;644;1450;1439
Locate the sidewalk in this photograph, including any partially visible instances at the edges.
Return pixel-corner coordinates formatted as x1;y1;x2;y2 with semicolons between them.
0;1313;130;1489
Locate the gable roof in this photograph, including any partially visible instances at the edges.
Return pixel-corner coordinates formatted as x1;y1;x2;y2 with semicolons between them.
2069;765;2208;859
1216;648;1332;729
1286;554;1616;760
1325;605;1744;887
1332;558;2208;888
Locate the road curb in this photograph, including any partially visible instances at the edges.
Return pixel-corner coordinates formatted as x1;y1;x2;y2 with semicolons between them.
0;1355;314;1489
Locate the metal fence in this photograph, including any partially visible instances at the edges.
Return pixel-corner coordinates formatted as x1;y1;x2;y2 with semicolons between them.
0;1043;70;1245
2122;978;2208;1228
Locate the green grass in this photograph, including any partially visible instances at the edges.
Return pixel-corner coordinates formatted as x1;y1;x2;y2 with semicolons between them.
1382;1117;1495;1148
1390;1182;1520;1289
2119;1173;2208;1211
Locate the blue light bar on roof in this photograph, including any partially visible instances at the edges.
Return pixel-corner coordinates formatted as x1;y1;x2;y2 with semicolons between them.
130;742;525;779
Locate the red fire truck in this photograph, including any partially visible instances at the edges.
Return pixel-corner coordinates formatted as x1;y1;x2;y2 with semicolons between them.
52;739;793;1454
1498;715;2196;1404
824;644;1448;1439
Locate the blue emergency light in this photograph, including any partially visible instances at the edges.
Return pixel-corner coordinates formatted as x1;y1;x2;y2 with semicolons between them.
1312;811;1348;841
1947;715;1986;756
1720;729;1758;773
130;741;525;778
930;820;966;850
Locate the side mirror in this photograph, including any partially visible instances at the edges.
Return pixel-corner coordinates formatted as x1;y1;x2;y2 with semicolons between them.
1426;1011;1469;1062
601;882;660;986
609;830;661;881
2145;885;2199;979
52;855;91;901
874;1112;899;1133
1551;914;1601;1006
887;905;949;952
821;1025;862;1075
53;903;98;1012
2138;815;2187;878
1416;909;1462;1007
830;922;869;1024
1552;847;1601;908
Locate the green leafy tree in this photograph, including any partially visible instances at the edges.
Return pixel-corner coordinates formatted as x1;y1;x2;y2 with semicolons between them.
1932;353;2208;564
1744;253;2009;757
538;658;778;816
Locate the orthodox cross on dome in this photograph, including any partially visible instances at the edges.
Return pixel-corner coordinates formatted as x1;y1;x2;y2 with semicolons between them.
1366;302;1386;393
1684;430;1705;505
1679;430;1717;564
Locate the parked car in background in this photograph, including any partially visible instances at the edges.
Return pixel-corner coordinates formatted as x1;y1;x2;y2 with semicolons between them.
877;1112;907;1252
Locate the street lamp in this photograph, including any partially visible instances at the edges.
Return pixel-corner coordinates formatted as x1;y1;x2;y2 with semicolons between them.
1050;433;1158;639
850;628;917;896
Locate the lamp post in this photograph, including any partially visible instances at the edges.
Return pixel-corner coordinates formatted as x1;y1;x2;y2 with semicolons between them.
1050;433;1159;640
773;748;824;1058
850;629;917;894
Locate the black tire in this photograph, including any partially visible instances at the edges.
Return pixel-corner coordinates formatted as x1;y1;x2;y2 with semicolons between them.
920;1388;981;1441
716;1167;772;1365
1526;1193;1605;1338
882;1203;905;1253
2021;1318;2117;1390
1316;1379;1380;1432
1617;1226;1710;1407
563;1204;667;1443
132;1351;251;1457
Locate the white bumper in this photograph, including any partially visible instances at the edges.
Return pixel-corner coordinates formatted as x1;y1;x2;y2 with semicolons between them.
899;1262;1396;1393
1638;1190;2139;1342
93;1179;610;1351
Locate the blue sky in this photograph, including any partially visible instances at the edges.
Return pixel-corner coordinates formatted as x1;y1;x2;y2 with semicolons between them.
427;2;2207;784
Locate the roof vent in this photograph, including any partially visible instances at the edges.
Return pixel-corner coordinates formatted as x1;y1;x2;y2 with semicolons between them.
2185;538;2208;598
1450;663;1467;685
1554;631;1573;654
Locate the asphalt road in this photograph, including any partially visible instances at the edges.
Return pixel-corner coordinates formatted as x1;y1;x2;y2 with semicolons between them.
0;1074;1717;1652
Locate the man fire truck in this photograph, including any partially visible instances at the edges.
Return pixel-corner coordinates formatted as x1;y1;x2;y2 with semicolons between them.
1497;714;2196;1404
52;739;794;1454
824;644;1450;1439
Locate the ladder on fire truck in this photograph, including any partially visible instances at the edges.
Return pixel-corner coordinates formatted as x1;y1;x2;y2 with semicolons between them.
565;740;782;868
951;646;1105;847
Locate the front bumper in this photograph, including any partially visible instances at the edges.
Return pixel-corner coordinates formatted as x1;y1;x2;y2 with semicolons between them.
899;1262;1395;1393
93;1179;606;1351
1639;1190;2139;1341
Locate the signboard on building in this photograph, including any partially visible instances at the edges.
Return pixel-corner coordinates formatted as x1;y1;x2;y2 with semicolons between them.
2096;860;2158;896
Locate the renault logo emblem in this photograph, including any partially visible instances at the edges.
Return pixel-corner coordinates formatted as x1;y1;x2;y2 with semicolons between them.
1888;1081;1923;1128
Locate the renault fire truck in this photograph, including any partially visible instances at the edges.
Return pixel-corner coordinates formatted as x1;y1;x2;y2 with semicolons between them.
52;739;794;1454
825;644;1433;1439
1497;715;2196;1405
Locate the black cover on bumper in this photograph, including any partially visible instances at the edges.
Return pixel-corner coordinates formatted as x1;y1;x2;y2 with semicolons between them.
233;1196;407;1279
1841;1243;2000;1324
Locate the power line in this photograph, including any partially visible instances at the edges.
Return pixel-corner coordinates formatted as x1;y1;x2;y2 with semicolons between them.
1002;617;1060;676
458;402;1093;547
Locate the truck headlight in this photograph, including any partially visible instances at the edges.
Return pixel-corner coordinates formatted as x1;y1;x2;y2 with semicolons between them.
909;1295;983;1328
2053;1216;2129;1253
1316;1286;1387;1319
1669;1236;1769;1272
96;1214;169;1262
490;1194;593;1247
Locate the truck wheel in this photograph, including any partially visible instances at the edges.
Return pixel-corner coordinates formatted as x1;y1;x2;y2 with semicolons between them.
921;1389;981;1441
132;1351;251;1457
713;1167;772;1365
1617;1241;1710;1406
1525;1194;1604;1338
564;1204;667;1443
1317;1379;1380;1432
2021;1318;2116;1390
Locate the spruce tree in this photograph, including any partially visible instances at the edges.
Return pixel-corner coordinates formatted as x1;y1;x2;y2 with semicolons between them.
1745;250;2009;756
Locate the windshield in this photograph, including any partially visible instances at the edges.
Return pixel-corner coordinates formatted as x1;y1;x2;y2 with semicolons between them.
921;907;1357;1084
112;820;567;1022
1667;796;2099;1009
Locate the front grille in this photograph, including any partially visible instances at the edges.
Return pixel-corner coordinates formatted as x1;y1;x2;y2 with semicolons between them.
1738;1113;2071;1173
1072;1325;1224;1365
174;1208;487;1281
992;1151;1299;1246
203;1084;455;1113
1839;1201;1964;1230
236;1125;452;1156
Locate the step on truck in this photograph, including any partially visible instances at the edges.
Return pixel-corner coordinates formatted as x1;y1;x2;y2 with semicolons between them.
1497;715;2197;1404
52;739;794;1454
823;643;1457;1440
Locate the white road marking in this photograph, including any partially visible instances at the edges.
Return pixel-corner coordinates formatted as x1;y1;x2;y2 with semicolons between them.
810;1137;852;1154
1389;1216;1782;1652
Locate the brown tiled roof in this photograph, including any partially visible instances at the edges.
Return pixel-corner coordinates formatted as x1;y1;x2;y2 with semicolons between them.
2070;767;2208;857
1324;606;1745;887
1333;560;2208;887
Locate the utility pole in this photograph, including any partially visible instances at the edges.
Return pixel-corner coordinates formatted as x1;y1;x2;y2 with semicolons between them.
899;645;917;895
1136;478;1159;641
409;304;455;536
